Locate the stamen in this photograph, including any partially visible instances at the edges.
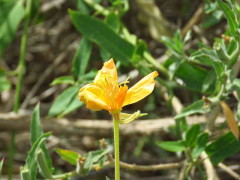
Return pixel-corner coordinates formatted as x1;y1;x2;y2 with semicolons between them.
119;76;130;86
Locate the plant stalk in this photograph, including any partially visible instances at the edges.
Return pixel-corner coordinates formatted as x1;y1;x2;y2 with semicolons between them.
113;114;120;180
13;0;32;112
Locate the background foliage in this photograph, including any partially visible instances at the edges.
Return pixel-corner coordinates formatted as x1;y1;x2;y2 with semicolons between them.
0;0;240;179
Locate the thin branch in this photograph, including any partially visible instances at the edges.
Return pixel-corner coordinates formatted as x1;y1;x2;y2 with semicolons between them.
21;40;78;109
52;160;181;179
218;163;240;180
0;112;225;137
201;152;220;180
119;161;181;171
182;4;204;37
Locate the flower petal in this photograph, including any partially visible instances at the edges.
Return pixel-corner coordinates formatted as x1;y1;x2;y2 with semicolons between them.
115;85;128;110
94;58;118;83
123;71;158;106
78;84;109;111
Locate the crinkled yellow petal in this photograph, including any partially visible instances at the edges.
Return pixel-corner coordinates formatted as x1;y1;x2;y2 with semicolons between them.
94;58;118;83
78;84;109;111
123;71;158;106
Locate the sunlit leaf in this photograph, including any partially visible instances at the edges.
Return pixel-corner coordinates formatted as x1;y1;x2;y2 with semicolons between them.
175;100;210;119
48;86;79;117
217;0;238;36
51;76;75;85
84;149;109;172
156;141;186;152
0;159;3;179
55;148;79;165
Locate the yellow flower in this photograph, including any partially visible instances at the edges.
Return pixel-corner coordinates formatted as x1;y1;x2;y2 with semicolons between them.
78;58;158;115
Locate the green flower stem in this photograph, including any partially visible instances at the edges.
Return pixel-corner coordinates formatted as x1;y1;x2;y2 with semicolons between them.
84;0;109;16
113;114;120;180
13;0;32;112
143;52;169;78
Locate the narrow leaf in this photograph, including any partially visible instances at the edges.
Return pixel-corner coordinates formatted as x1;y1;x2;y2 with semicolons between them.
0;159;3;179
0;0;25;55
55;148;79;165
60;96;83;117
72;37;92;79
185;124;201;147
175;100;210;119
205;130;240;164
217;0;238;35
156;141;186;152
69;10;134;65
51;76;75;85
30;104;53;174
192;132;209;158
84;150;109;171
25;132;51;179
48;86;79;117
30;104;42;145
220;101;239;139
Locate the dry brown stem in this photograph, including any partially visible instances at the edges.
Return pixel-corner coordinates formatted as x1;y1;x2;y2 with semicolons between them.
0;111;225;137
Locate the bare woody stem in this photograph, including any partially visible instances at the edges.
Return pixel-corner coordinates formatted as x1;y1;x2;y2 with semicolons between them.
52;161;182;179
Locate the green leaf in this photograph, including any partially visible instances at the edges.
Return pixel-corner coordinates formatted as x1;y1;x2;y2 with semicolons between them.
156;141;186;152
175;100;210;119
202;10;223;28
84;149;109;172
51;76;75;85
100;46;112;61
231;79;240;91
106;177;111;180
0;159;3;179
55;148;79;165
161;31;183;57
36;149;52;179
185;124;201;147
48;86;79;117
212;61;225;79
24;132;51;179
69;10;134;65
217;0;238;36
192;132;209;158
31;104;53;174
202;70;216;92
105;12;120;32
60;96;83;117
30;104;42;145
175;63;209;93
0;0;25;55
77;0;91;14
72;37;92;80
205;130;240;165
